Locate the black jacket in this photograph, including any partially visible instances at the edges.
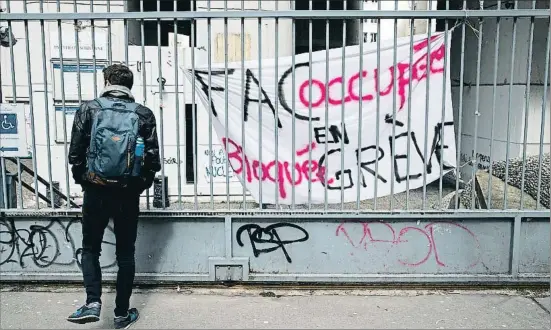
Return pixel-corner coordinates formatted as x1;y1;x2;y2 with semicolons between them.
68;85;161;191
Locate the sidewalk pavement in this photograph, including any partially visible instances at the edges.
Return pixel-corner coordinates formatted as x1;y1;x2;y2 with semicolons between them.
0;288;549;329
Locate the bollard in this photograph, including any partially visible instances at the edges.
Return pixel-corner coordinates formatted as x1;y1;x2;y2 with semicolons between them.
46;181;61;208
0;172;17;209
153;175;169;208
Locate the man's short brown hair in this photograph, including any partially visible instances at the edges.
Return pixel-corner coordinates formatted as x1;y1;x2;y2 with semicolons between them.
103;64;133;89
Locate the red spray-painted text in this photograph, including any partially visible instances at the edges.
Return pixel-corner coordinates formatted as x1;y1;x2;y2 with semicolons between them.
298;36;445;111
336;221;480;268
222;138;335;199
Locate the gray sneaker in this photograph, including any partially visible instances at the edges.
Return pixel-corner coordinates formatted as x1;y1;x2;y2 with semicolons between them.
114;308;140;329
67;302;101;324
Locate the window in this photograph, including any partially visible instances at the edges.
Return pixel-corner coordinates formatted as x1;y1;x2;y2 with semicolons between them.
363;32;377;43
126;0;193;47
363;19;378;23
370;32;377;42
185;104;197;184
215;33;252;63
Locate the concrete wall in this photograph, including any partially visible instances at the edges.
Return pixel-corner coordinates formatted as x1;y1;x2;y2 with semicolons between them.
450;0;550;178
0;215;548;283
195;0;294;62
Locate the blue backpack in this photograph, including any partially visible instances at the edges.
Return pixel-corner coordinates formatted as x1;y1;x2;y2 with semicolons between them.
86;97;140;187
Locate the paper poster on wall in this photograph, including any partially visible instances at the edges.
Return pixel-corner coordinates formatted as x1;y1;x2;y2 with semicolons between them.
54;104;80;143
52;63;106;101
186;32;457;205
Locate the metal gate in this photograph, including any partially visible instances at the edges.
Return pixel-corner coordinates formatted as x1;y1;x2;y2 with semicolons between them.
0;0;549;284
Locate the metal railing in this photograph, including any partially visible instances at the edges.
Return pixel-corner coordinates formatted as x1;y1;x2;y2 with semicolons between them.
0;0;549;218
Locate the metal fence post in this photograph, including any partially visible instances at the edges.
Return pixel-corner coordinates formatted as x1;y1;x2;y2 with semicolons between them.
0;171;17;209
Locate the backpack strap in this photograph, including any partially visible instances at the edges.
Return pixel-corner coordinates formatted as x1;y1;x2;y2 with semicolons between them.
94;97;140;113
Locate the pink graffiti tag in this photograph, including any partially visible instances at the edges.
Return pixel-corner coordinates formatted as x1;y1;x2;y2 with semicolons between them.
336;221;480;268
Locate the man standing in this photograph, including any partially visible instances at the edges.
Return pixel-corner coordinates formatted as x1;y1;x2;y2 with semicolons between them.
67;64;161;329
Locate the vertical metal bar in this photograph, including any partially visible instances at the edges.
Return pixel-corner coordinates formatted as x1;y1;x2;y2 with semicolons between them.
191;17;199;209
339;1;346;211
90;0;98;99
307;0;313;210
207;0;214;209
519;1;536;210
224;216;232;258
0;0;11;209
140;0;150;209
6;0;23;208
23;0;40;208
405;18;415;210
273;0;280;209
504;1;518;209
438;2;450;208
124;18;129;66
240;0;247;210
536;19;551;209
257;0;263;209
57;0;72;208
73;0;83;120
1;1;9;206
374;0;382;209
422;0;433;210
389;0;399;211
40;0;55;208
174;0;182;209
0;159;8;208
16;159;23;208
355;0;364;211
487;2;501;208
323;0;330;211
291;1;297;209
471;10;484;210
454;0;468;209
106;0;112;65
510;215;522;278
224;0;230;209
157;0;166;209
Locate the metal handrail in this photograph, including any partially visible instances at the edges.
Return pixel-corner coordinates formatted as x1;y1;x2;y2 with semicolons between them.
4;157;79;208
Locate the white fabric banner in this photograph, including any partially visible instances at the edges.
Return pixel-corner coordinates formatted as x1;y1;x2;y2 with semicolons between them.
187;31;456;205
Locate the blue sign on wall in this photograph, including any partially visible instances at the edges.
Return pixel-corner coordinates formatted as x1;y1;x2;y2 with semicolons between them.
53;63;105;73
0;113;18;134
55;106;80;113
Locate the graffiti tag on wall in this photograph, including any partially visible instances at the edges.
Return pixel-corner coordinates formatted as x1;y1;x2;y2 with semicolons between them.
236;223;309;263
336;221;481;269
201;146;239;183
0;219;116;270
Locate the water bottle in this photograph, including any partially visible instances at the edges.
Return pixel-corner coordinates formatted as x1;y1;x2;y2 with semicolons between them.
133;137;144;176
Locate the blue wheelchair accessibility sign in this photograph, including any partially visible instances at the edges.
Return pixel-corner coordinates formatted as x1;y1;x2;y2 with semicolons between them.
0;104;28;157
1;113;18;134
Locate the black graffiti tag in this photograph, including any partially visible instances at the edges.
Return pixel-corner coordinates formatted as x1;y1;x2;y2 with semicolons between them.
0;218;116;270
236;223;309;263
